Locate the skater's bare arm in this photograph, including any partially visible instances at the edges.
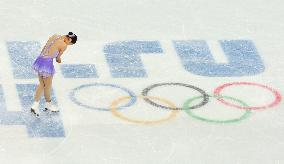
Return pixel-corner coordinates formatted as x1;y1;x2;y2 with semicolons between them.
56;44;67;63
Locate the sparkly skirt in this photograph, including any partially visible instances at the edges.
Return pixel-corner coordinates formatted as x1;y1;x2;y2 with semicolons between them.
32;56;55;78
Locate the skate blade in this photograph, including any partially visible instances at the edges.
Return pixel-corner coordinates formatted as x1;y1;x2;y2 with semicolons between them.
30;108;39;118
44;108;60;113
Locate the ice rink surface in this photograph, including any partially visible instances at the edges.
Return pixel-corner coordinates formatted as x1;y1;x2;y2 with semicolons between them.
0;0;284;163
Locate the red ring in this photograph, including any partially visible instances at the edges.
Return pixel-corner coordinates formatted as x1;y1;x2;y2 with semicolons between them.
214;82;282;110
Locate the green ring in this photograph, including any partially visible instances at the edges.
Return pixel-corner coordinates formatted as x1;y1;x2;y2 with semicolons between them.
183;95;252;124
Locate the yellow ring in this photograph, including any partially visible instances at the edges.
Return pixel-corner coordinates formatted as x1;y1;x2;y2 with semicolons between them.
110;96;179;125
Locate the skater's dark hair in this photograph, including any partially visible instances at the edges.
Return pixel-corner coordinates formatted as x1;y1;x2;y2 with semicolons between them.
66;32;77;44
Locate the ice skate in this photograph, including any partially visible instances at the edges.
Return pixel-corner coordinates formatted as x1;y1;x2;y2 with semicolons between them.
30;101;40;117
44;101;59;112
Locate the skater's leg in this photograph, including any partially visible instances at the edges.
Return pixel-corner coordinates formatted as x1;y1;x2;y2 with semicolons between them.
43;76;53;102
31;75;45;117
43;76;58;112
34;75;45;101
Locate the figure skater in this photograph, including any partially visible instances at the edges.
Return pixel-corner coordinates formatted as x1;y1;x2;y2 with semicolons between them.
30;32;77;117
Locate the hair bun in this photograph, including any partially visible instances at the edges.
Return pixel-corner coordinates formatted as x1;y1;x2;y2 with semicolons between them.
67;32;77;44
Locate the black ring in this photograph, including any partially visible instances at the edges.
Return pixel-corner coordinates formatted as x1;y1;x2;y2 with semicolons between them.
142;83;209;110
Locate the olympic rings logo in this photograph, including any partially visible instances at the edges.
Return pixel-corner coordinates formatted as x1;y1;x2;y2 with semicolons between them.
69;82;282;124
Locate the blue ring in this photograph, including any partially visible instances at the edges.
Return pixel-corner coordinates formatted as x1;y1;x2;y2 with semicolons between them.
69;83;137;111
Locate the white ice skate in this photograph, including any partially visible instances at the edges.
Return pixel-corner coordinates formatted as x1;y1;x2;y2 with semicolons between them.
44;101;59;112
30;101;40;117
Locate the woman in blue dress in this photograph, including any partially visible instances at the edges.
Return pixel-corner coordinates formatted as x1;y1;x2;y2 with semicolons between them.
31;32;77;117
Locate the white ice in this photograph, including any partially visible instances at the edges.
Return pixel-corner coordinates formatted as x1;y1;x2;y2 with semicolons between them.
0;0;284;164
